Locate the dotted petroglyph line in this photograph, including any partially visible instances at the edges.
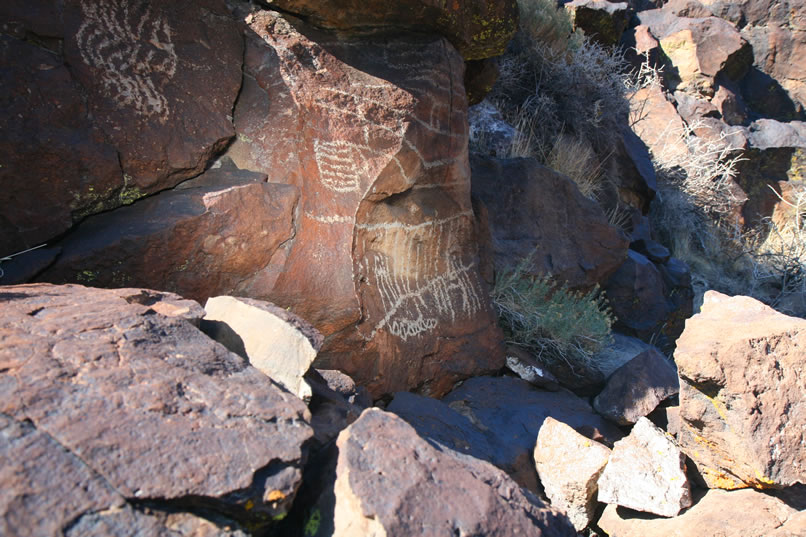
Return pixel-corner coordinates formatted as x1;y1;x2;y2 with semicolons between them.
76;0;177;120
304;212;354;224
359;215;483;341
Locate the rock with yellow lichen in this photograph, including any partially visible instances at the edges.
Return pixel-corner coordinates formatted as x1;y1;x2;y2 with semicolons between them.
674;291;806;490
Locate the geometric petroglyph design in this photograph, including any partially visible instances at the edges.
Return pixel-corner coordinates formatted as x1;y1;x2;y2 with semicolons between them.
76;0;177;120
313;139;365;193
357;212;483;341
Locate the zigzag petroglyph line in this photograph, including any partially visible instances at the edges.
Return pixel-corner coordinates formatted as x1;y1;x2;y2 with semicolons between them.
76;0;177;120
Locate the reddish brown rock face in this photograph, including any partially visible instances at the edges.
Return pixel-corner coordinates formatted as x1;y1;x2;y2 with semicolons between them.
0;284;313;529
333;409;578;537
229;11;504;398
675;291;806;490
36;163;298;305
0;0;242;257
264;0;518;60
470;155;629;291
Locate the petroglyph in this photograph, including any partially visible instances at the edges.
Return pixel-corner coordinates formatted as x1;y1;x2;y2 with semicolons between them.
358;213;483;341
313;140;365;193
76;0;177;120
304;211;354;225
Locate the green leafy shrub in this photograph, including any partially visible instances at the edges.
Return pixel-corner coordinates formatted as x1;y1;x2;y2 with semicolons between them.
491;257;614;375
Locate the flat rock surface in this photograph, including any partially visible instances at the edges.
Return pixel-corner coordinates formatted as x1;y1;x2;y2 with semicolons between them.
599;489;797;537
674;291;806;489
1;410;248;537
0;284;313;526
597;418;692;517
332;408;577;537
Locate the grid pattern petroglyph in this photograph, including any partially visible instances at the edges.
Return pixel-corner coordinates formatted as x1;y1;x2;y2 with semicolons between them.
357;213;483;341
76;0;177;120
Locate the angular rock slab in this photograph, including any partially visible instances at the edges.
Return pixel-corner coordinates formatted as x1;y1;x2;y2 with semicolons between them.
675;291;806;489
37;163;298;305
333;409;577;537
0;284;312;525
264;0;518;60
594;348;679;425
534;417;612;531
203;296;323;401
470;155;628;290
0;0;242;256
597;418;692;517
228;10;504;398
599;489;797;537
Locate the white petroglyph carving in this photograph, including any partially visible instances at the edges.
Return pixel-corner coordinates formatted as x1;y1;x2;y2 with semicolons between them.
358;212;483;340
76;0;177;120
313;140;365;193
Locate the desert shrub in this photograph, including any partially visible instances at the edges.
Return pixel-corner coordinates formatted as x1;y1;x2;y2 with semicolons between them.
516;0;575;53
481;0;632;208
649;119;806;315
491;257;614;375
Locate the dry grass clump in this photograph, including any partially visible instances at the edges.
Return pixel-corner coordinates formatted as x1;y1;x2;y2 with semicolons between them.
649;120;806;315
491;256;614;376
481;0;633;206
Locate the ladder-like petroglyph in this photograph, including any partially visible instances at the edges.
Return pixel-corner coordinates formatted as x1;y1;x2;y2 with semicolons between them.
76;0;177;120
357;212;484;341
313;140;366;193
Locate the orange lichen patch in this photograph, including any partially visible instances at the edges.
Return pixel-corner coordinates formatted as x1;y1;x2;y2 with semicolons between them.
701;469;746;490
267;490;287;503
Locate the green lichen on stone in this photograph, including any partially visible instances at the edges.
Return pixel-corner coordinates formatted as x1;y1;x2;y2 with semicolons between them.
76;269;98;282
304;508;321;536
110;270;132;286
69;174;144;220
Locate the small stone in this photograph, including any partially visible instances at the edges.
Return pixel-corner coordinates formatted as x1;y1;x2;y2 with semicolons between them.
534;417;611;531
593;348;679;425
597;417;692;517
203;296;323;400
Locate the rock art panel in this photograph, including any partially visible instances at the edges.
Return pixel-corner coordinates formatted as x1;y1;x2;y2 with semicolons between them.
74;1;178;120
62;0;243;189
0;0;243;256
229;10;503;398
